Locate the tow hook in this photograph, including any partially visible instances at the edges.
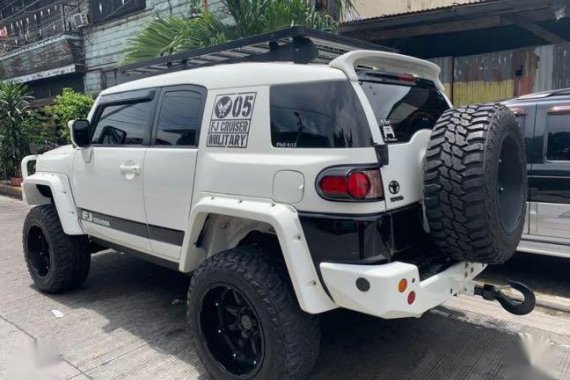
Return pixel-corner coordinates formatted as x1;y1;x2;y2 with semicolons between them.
474;280;536;316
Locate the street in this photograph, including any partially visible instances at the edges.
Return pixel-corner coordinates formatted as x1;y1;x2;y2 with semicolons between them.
1;195;570;380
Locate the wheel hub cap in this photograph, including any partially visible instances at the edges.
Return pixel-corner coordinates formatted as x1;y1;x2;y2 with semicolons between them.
200;284;264;377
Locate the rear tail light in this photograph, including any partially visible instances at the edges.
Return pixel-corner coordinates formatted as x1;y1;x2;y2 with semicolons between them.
317;166;384;201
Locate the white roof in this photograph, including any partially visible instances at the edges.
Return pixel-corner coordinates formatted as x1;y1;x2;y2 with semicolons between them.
102;50;444;95
101;62;346;95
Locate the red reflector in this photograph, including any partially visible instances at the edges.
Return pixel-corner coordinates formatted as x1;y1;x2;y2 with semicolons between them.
407;291;416;305
319;176;347;196
347;172;371;199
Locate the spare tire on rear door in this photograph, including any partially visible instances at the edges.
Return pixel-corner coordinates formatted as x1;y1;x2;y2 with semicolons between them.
424;103;527;264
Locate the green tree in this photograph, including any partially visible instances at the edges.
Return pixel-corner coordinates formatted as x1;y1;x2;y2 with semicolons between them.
0;82;34;179
45;88;94;143
125;0;353;63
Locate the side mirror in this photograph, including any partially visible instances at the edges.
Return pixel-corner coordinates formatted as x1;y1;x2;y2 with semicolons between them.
69;119;91;148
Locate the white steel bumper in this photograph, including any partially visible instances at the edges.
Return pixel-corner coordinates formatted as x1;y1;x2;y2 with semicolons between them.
320;260;486;319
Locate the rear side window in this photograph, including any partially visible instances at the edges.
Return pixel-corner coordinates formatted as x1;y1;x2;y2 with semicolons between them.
91;101;151;145
546;114;570;161
156;91;203;146
270;81;372;148
360;80;449;144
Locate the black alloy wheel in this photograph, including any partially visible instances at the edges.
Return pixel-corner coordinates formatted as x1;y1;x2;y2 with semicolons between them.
27;225;52;277
497;135;525;234
23;204;90;293
187;246;321;380
200;284;264;377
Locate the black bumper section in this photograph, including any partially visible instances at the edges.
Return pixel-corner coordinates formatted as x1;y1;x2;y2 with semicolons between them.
298;203;428;268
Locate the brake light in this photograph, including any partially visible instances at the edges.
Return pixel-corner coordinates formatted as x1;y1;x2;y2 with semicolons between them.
347;172;370;199
317;167;384;201
398;74;417;83
319;176;348;196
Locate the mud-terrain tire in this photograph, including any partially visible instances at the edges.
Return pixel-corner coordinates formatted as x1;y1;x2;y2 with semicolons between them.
187;246;320;380
23;204;90;293
424;104;527;264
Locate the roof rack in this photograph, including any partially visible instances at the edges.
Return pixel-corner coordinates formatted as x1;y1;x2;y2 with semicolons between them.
117;26;393;84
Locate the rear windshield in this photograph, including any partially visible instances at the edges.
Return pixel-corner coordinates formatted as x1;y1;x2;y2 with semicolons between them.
270;80;373;148
360;78;449;144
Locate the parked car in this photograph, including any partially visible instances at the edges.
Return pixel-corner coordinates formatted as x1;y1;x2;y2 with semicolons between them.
19;31;535;379
505;89;570;259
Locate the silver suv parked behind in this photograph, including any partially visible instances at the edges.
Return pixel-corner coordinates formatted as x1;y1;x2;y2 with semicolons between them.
506;89;570;258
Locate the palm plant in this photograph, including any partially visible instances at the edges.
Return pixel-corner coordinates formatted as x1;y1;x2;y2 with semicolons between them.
124;0;353;63
0;82;33;179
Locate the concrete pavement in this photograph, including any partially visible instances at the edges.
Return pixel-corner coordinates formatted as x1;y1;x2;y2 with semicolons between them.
1;195;569;379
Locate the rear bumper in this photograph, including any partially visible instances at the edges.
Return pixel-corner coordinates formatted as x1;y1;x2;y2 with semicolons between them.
320;260;486;319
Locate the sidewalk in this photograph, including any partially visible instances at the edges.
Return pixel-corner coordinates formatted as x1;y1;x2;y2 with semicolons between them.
1;195;570;379
0;182;22;200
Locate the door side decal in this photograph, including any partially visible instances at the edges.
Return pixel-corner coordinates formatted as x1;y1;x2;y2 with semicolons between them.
79;209;184;246
207;92;257;148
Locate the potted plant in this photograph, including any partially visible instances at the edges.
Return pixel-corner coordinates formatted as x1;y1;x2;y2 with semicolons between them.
0;82;34;186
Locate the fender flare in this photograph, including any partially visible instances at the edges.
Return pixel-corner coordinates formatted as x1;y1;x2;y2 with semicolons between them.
22;172;84;235
181;196;337;314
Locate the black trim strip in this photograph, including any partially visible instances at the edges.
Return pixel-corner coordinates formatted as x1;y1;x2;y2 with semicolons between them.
148;225;185;246
79;209;185;246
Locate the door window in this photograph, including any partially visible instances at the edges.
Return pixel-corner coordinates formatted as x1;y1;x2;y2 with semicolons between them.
155;91;203;146
91;101;152;145
546;114;570;161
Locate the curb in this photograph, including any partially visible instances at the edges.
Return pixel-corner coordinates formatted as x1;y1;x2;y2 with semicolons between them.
0;183;23;200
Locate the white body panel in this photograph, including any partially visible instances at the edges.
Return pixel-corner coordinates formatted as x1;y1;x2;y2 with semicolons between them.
381;130;432;210
330;50;444;91
72;147;150;251
182;195;337;314
321;261;486;319
143;148;198;260
21;171;84;235
33;145;75;175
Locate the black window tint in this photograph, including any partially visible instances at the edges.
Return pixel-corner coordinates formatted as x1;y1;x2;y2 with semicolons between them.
156;91;203;146
360;81;449;143
270;81;372;148
91;101;151;145
547;114;570;161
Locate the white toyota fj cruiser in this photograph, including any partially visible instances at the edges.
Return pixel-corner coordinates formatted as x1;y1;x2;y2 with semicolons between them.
21;48;534;379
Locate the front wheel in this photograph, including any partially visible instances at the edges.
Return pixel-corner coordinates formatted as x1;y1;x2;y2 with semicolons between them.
187;246;320;380
23;204;90;293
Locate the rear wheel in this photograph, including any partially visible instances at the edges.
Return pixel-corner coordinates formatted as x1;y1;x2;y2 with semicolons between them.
187;246;320;380
424;104;527;264
23;205;90;293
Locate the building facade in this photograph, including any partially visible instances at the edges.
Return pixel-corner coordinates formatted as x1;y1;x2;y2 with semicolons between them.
0;0;221;103
0;1;85;104
344;0;570;104
349;0;487;20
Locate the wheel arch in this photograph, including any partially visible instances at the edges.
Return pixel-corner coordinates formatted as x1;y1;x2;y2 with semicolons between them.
180;196;336;314
22;173;84;235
